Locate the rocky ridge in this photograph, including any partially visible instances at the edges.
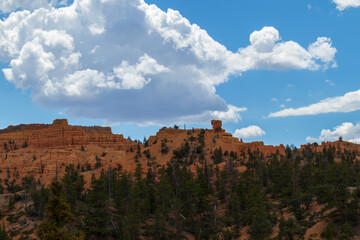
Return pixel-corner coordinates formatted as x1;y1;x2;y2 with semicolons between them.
0;119;358;186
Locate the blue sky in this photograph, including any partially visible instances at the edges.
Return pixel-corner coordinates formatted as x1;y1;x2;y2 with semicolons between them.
0;0;360;146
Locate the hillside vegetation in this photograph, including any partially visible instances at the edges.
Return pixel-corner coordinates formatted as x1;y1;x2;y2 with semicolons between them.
0;120;360;239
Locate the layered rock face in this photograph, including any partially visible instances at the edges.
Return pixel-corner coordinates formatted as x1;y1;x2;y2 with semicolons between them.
0;119;139;185
0;119;136;151
1;119;358;187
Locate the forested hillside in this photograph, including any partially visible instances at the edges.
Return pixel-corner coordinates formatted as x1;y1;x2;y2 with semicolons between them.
1;142;360;239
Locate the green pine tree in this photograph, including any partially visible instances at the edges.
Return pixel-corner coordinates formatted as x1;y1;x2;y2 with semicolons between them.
36;180;84;240
0;223;10;240
62;164;85;212
84;173;110;239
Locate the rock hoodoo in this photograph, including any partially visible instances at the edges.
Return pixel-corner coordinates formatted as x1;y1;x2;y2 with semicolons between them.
211;120;223;131
52;119;69;125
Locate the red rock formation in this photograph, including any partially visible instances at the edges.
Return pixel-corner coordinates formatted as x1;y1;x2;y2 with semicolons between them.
211;120;222;130
0;119;136;151
2;119;359;189
0;119;141;187
300;140;360;154
146;124;285;168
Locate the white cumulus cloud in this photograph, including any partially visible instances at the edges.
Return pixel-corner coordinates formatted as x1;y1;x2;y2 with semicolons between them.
227;27;337;72
308;37;337;68
0;0;50;13
0;0;68;13
113;54;169;90
306;122;360;144
268;89;360;117
333;0;360;11
234;125;266;139
0;0;337;124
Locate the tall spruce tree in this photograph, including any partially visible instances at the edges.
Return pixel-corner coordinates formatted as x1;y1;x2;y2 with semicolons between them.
113;172;133;239
36;180;84;240
0;223;10;240
62;164;85;212
84;173;110;239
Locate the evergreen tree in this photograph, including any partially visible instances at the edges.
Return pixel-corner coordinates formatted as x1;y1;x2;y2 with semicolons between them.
31;186;51;218
62;165;85;212
339;222;354;240
129;178;149;237
36;180;84;240
84;173;110;239
321;221;337;240
247;186;273;240
0;223;10;240
153;168;173;239
326;163;350;222
226;180;246;231
22;175;36;199
277;217;301;240
112;172;133;239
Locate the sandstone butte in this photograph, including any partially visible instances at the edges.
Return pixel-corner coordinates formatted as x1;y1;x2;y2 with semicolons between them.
0;118;359;187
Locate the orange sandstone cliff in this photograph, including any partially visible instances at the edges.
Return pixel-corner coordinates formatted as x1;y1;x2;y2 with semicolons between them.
0;119;135;150
1;119;358;188
0;119;287;186
0;119;138;184
300;140;360;153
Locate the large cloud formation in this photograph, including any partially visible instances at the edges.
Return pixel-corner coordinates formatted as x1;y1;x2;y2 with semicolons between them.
333;0;360;11
307;122;360;144
0;0;337;124
268;89;360;118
